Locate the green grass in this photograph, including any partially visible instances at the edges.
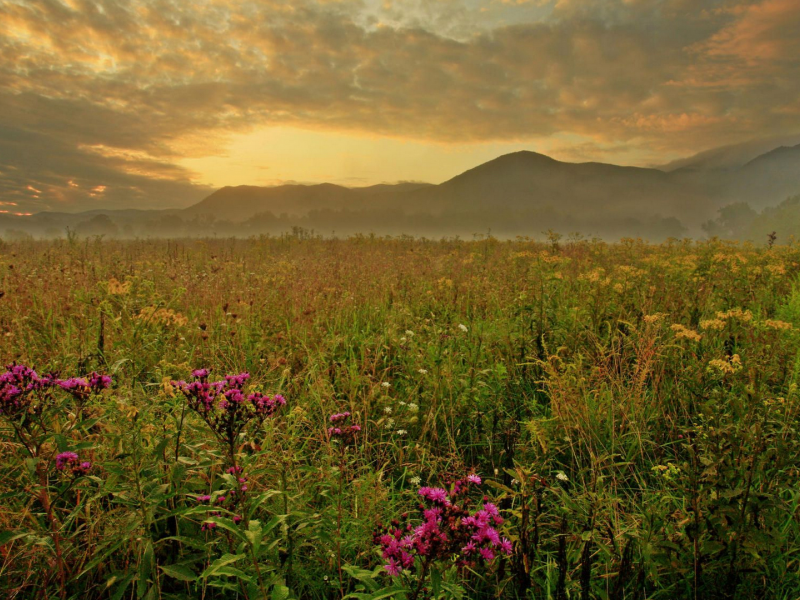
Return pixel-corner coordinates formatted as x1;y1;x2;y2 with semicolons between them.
1;234;800;599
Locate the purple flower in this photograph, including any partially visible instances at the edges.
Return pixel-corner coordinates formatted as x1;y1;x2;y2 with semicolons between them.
172;370;286;453
499;538;513;555
328;411;360;445
467;474;481;485
56;452;91;475
56;451;79;470
418;487;450;506
384;560;402;576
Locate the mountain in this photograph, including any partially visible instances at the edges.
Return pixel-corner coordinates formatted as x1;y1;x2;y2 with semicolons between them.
6;142;800;241
186;181;434;221
404;151;698;221
659;134;800;172
731;144;800;210
181;151;716;227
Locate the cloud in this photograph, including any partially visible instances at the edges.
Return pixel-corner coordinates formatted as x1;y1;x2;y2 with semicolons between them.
0;0;798;210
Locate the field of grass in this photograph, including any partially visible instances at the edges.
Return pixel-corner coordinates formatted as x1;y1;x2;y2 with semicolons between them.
2;234;800;599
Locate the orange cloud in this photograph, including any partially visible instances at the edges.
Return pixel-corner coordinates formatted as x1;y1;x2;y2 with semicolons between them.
0;0;797;211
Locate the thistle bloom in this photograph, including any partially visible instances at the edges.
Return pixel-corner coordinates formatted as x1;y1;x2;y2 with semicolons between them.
57;372;112;399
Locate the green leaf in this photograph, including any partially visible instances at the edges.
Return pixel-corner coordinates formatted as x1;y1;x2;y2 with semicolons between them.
201;553;246;578
271;584;290;600
0;530;27;546
108;574;135;600
160;564;197;582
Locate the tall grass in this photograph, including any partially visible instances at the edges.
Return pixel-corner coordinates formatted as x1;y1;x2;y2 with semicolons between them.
1;234;799;599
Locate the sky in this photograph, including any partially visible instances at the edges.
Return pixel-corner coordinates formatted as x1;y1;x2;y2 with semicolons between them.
1;0;799;213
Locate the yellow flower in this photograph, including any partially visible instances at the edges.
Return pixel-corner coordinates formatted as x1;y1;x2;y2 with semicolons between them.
671;324;702;342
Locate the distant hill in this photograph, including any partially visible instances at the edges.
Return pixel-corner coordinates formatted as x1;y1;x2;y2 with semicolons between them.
660;134;800;172
185;181;434;221
180;150;718;228
403;151;699;221
6;139;800;241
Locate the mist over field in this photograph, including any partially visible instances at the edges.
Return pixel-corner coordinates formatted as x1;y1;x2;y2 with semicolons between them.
4;141;800;242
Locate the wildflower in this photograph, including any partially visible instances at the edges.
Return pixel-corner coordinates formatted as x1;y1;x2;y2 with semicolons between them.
381;382;391;388
57;372;112;400
670;324;702;342
396;429;407;435
499;538;513;555
418;368;428;375
55;451;91;475
407;403;419;413
409;476;422;486
708;354;743;375
56;451;79;470
375;475;507;577
0;363;57;417
384;406;393;414
328;412;361;445
555;471;569;483
171;370;286;460
716;308;753;322
467;474;481;485
458;324;468;333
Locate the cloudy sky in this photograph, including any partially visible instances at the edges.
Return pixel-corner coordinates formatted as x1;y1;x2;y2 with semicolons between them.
1;0;799;212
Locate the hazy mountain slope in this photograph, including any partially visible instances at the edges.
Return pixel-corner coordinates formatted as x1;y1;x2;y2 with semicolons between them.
11;141;800;241
184;181;435;221
403;151;709;222
660;134;800;172
730;144;800;209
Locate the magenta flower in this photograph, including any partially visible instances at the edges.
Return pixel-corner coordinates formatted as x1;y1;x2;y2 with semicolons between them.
56;451;79;470
375;475;509;577
327;411;361;445
172;370;286;464
56;452;91;475
0;363;57;417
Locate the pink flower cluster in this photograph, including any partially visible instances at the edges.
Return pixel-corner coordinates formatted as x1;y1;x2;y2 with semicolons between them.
328;411;361;445
374;475;511;577
55;451;92;476
57;372;112;399
171;370;286;447
0;363;112;417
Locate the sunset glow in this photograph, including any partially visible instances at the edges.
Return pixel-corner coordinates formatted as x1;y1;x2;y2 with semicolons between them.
1;0;798;212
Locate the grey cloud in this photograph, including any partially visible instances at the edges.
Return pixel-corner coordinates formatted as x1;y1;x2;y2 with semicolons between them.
0;0;798;210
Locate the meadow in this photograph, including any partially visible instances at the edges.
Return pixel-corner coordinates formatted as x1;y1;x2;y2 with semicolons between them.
1;233;800;600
